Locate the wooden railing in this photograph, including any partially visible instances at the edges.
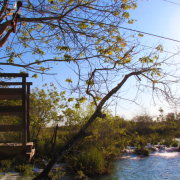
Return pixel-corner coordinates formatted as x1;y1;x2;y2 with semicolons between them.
0;73;32;152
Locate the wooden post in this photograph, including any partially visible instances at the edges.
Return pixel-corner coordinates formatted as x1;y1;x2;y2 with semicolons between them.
27;83;31;142
22;76;27;151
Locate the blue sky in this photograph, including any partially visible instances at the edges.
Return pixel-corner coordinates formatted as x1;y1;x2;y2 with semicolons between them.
112;0;180;119
2;0;180;119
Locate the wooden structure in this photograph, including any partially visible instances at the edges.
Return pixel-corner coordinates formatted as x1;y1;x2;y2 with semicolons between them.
0;73;35;159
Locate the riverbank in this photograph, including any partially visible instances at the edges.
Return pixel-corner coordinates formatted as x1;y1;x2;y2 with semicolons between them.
1;109;180;179
2;146;180;180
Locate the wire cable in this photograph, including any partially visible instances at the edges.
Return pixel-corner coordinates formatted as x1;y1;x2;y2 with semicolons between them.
119;26;180;43
139;44;180;56
163;0;180;6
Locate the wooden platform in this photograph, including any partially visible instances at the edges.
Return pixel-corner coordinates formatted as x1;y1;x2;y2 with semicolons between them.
0;142;35;160
0;73;34;160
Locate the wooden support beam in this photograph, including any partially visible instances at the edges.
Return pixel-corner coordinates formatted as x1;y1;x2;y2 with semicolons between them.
27;84;30;142
0;94;31;100
22;76;27;150
0;88;22;95
0;124;22;132
0;82;32;86
0;106;22;116
0;73;28;77
0;95;22;100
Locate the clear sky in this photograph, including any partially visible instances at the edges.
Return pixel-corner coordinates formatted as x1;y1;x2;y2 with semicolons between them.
110;0;180;119
2;0;180;119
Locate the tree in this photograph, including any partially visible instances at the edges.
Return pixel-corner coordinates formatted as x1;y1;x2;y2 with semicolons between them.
158;107;164;121
133;115;153;123
0;0;137;76
165;112;175;122
1;0;180;179
30;84;66;141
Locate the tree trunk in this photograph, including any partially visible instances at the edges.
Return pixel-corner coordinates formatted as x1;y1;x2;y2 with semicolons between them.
50;124;58;153
33;108;101;180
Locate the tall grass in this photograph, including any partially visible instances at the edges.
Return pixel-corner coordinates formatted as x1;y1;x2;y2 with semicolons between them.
66;146;107;175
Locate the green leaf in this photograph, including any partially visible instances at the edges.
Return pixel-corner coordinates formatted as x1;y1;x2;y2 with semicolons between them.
95;96;101;101
20;71;26;74
138;33;144;37
79;97;86;103
128;19;134;24
32;73;38;78
65;78;73;83
68;98;74;102
155;44;164;53
122;12;130;19
86;80;94;86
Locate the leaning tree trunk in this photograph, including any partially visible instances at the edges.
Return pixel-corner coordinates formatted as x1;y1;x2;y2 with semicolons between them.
33;71;147;180
33;108;103;180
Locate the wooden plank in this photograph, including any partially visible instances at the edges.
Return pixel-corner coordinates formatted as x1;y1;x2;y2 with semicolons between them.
0;145;24;156
26;142;34;146
0;73;28;77
0;88;22;95
0;106;22;116
0;142;35;159
27;84;30;142
0;95;22;100
0;124;22;132
27;82;33;86
0;90;32;100
0;82;32;86
0;143;22;146
22;76;27;150
0;112;22;116
26;148;35;160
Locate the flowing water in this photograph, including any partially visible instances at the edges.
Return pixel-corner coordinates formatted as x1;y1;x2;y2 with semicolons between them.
1;151;180;180
62;150;180;180
91;151;180;180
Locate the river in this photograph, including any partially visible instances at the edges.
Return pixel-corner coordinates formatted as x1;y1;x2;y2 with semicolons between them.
61;150;180;180
1;150;180;180
92;151;180;180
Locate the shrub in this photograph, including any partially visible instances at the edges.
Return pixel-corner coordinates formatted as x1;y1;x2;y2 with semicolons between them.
143;148;150;156
0;159;12;172
12;155;29;172
35;138;51;157
34;158;46;169
164;138;173;147
159;141;164;145
171;140;178;147
66;147;105;175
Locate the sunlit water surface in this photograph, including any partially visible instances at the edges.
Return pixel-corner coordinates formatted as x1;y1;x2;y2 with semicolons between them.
91;151;180;180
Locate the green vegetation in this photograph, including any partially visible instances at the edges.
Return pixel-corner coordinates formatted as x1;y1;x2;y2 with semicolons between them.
171;140;179;147
1;86;180;178
66;147;106;175
1;0;180;179
0;155;35;179
1;85;180;179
